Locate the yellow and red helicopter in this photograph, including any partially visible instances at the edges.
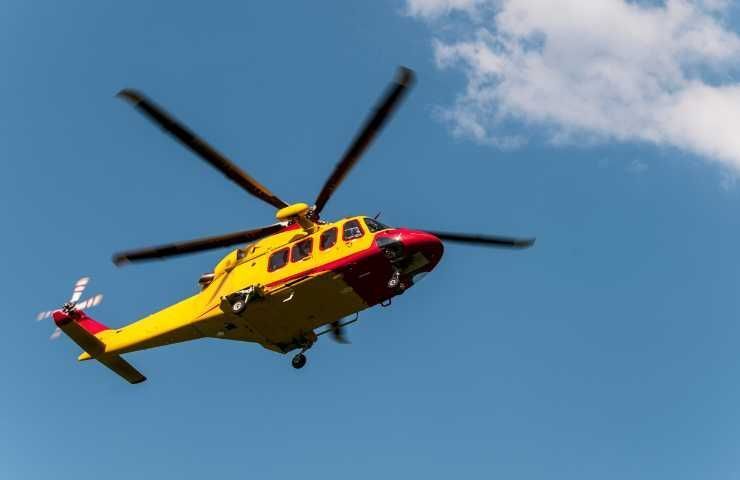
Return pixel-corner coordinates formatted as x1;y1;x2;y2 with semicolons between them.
41;67;535;384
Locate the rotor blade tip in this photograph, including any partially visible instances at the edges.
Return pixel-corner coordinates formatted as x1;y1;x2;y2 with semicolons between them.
116;89;143;104
112;255;129;267
519;238;536;248
396;66;415;86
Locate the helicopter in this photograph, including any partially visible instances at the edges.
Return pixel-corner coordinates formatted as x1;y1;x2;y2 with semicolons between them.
44;67;535;384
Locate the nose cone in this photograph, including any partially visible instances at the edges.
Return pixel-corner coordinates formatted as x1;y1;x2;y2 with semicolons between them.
396;229;444;270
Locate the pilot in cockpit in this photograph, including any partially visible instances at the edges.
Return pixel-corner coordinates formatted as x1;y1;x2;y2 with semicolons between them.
343;219;363;240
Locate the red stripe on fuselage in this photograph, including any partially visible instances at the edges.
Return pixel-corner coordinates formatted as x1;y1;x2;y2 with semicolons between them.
265;229;443;306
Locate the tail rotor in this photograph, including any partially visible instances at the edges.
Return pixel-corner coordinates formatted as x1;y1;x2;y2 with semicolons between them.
36;277;104;340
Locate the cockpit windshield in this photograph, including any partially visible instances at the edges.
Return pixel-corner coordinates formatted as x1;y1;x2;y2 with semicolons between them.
364;217;390;233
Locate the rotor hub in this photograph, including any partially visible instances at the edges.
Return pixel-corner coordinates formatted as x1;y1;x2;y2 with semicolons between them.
275;203;311;222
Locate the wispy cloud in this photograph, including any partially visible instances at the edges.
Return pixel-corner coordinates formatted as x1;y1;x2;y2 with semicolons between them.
406;0;740;172
720;170;737;190
626;159;649;174
406;0;485;18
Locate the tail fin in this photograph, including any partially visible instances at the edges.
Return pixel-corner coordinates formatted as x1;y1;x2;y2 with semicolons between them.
52;310;146;384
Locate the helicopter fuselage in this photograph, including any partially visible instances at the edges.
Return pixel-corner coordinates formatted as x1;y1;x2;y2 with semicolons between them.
77;216;443;360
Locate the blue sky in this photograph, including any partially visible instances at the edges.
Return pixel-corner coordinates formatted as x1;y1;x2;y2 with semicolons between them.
3;1;740;479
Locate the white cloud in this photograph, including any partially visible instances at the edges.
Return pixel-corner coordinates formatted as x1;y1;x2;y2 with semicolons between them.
407;0;740;171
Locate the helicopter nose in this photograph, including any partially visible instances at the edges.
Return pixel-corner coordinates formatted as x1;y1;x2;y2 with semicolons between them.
404;230;444;266
376;229;444;270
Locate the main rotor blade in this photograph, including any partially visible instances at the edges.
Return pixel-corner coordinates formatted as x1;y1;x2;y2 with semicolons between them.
113;224;285;266
313;67;415;216
117;89;288;210
330;321;351;344
427;231;536;249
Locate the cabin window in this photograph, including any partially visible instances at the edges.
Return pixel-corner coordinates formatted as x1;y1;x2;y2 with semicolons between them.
291;238;313;262
268;248;289;272
320;227;338;251
364;218;390;233
343;219;364;241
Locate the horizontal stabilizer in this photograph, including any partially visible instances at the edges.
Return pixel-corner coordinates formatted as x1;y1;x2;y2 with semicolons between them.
53;310;146;384
98;354;147;384
54;312;106;357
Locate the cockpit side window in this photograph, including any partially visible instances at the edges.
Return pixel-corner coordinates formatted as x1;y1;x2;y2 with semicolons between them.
291;238;313;262
268;248;289;272
343;219;364;241
364;217;390;233
320;227;338;251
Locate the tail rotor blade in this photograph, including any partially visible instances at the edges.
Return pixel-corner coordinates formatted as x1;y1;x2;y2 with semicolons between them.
50;327;62;340
69;277;90;303
76;294;104;310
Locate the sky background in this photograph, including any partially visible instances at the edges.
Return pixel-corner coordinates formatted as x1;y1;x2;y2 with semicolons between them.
3;1;740;479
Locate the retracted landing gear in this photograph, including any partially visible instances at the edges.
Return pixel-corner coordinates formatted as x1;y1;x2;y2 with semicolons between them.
230;296;247;314
222;286;259;316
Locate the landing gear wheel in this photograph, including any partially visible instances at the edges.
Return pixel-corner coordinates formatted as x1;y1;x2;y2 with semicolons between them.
291;353;307;369
230;296;247;315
